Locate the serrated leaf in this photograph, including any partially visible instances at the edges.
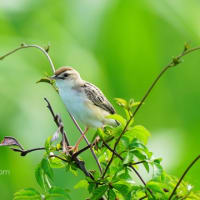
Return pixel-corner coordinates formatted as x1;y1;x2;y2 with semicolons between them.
125;125;151;145
132;150;147;160
108;189;116;200
123;151;134;165
41;158;54;181
91;185;109;200
74;180;88;189
14;188;41;200
112;184;130;198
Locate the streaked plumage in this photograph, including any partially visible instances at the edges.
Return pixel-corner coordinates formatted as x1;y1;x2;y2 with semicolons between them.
52;66;117;128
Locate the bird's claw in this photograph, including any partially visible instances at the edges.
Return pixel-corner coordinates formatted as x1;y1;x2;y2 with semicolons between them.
66;145;79;154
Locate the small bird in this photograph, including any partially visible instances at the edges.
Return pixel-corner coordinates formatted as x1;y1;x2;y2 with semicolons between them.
51;66;118;152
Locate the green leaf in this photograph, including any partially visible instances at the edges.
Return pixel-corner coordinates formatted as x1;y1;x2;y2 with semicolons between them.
45;136;52;154
115;98;127;108
74;180;88;189
107;114;126;127
143;161;150;173
147;181;165;195
123;151;134;165
36;77;58;93
132;150;147;160
120;136;130;149
88;183;96;194
41;158;54;181
96;128;105;139
49;156;65;168
36;77;52;84
152;161;163;180
91;185;109;200
46;187;70;199
14;188;41;200
112;184;130;199
108;189;116;200
125;125;151;145
35;163;45;189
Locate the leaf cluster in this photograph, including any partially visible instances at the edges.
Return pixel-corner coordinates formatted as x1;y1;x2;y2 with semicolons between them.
12;98;200;200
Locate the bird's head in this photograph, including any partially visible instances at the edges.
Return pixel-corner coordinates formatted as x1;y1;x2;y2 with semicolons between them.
51;66;83;89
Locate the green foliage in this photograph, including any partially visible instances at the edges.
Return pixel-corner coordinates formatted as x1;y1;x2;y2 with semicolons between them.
14;98;200;200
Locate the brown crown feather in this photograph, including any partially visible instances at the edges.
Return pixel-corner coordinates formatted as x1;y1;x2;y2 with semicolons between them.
54;66;73;75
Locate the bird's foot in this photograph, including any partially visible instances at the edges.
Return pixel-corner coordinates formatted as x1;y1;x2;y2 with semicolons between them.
66;145;79;154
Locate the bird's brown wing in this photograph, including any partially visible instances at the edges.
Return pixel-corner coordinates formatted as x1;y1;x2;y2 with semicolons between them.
82;82;115;114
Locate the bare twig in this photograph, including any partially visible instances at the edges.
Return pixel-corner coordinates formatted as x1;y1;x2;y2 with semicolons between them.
44;98;94;179
72;143;94;158
0;43;55;73
168;154;200;200
103;45;200;179
67;112;103;174
0;43;102;174
139;195;148;200
11;147;45;156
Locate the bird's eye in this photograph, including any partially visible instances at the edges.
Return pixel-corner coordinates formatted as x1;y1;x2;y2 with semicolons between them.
63;73;69;78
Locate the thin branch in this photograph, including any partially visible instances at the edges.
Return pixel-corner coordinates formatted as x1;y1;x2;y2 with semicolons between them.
102;45;200;200
44;98;94;179
102;139;147;165
0;43;102;174
103;45;200;179
0;43;55;73
49;155;69;162
72;143;94;158
44;97;70;147
11;147;45;156
102;139;123;160
50;154;94;180
168;154;200;200
139;195;148;200
67;111;103;174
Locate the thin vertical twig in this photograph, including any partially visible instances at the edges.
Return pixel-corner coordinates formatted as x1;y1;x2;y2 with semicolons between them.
103;45;200;178
169;154;200;200
0;43;102;174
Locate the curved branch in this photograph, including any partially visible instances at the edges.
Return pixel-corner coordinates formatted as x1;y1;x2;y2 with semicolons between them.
0;44;102;174
0;43;55;73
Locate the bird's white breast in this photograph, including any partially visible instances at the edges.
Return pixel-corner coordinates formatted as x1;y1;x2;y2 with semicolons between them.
57;83;104;127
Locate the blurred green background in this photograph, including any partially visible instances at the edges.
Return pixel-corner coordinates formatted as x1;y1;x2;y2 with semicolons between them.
0;0;200;199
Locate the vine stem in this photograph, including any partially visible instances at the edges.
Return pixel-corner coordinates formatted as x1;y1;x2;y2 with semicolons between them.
102;45;200;197
168;154;200;200
0;43;102;174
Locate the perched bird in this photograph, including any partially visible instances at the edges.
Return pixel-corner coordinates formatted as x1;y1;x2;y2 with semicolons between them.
51;66;118;152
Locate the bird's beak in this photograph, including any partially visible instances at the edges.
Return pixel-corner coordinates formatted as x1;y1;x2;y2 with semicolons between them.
50;75;57;80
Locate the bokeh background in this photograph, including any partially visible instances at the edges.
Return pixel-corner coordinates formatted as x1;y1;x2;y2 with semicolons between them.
0;0;200;199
